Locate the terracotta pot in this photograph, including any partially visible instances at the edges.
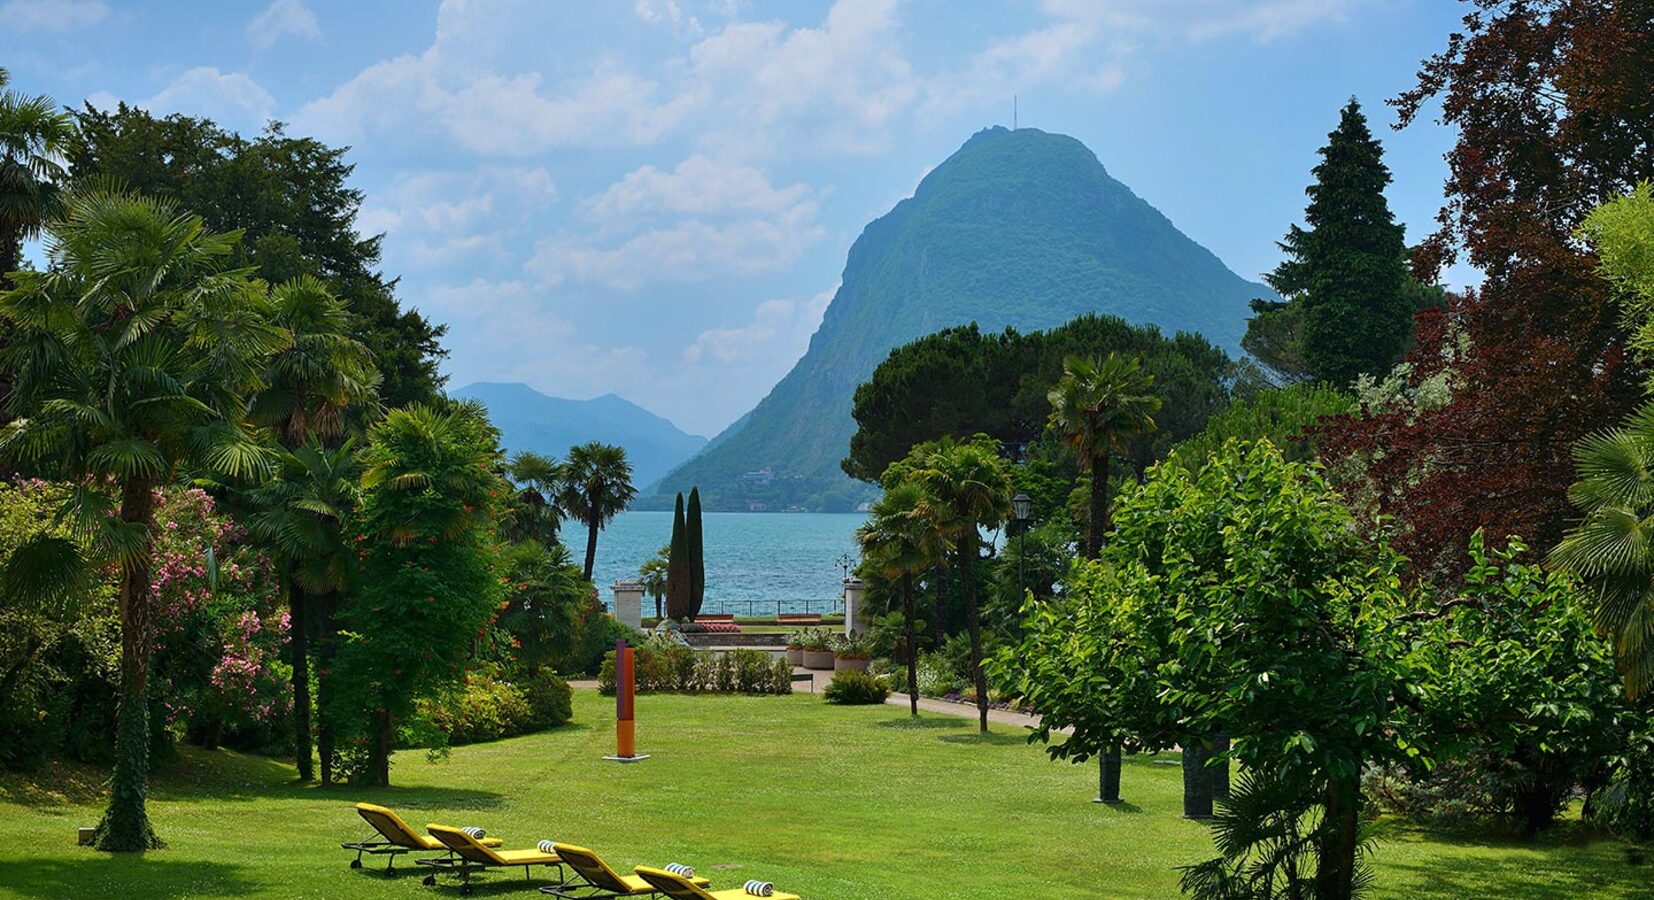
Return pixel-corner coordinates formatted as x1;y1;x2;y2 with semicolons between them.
784;647;803;665
834;656;871;673
802;648;835;670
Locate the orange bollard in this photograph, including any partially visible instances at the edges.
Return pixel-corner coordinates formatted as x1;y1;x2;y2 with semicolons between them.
606;639;649;762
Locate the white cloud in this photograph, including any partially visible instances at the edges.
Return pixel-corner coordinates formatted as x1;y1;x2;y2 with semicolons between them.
531;156;823;290
141;68;276;133
587;156;813;220
683;288;832;364
0;0;108;31
248;0;321;48
1038;0;1370;43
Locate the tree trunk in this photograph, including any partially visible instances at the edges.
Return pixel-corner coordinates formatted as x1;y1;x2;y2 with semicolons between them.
1315;768;1361;900
289;581;314;782
316;591;338;786
902;571;919;717
94;478;162;852
959;532;989;733
583;511;599;581
931;563;948;647
371;705;393;787
1182;739;1213;819
1098;746;1122;804
1211;732;1231;801
1087;453;1110;560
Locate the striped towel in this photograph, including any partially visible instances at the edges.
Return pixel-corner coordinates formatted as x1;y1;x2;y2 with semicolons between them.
743;880;774;896
665;862;695;877
538;840;558;854
461;826;486;839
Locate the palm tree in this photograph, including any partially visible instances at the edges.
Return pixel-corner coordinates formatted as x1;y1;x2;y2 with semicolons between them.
506;450;564;546
0;67;74;283
247;442;361;784
1047;353;1161;558
1046;352;1159;804
858;482;944;716
559;442;636;581
639;546;670;620
907;435;1012;733
249;275;380;446
0;190;286;850
1552;403;1654;697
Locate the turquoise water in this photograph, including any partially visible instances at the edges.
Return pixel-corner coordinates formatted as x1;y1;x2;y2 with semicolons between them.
588;511;867;616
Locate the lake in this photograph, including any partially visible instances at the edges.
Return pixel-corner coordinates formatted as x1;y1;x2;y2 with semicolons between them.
587;511;868;616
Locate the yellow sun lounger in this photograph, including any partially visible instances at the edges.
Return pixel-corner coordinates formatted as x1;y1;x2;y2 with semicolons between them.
540;843;713;898
340;802;503;873
418;823;566;894
634;866;800;900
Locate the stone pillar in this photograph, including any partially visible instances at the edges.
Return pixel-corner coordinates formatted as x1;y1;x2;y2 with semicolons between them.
612;579;644;631
843;577;866;635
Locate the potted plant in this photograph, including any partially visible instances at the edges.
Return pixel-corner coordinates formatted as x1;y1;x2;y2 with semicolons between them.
833;631;873;673
800;628;835;670
784;630;804;666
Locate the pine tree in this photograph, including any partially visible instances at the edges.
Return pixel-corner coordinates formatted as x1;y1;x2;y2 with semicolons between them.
665;493;691;621
1266;98;1411;387
687;487;705;618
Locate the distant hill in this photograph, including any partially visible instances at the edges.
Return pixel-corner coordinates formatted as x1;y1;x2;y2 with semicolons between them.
455;382;707;489
650;126;1270;511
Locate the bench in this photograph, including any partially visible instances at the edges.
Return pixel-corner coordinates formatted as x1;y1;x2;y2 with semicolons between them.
791;672;817;693
778;613;822;625
694;614;737;622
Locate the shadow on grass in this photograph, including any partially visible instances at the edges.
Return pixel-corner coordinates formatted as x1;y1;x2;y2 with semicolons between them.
1380;851;1641;898
416;870;566;897
145;748;505;809
0;856;258;899
876;715;972;731
938;732;1032;747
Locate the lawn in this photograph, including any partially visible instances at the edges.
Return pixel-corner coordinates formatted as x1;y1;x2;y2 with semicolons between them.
0;690;1642;899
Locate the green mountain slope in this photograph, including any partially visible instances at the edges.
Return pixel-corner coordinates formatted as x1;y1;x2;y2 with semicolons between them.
652;126;1268;511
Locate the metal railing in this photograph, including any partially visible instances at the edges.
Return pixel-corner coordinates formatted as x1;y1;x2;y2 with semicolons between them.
697;598;844;618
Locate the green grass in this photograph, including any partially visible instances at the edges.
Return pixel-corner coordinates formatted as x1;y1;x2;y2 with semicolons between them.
0;690;1642;899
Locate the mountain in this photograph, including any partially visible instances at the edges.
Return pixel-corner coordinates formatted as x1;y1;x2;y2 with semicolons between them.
455;382;707;489
651;126;1270;511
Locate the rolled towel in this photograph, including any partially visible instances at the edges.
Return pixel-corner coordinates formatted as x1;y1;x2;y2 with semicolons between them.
665;862;695;878
461;826;487;839
538;840;558;854
743;879;774;896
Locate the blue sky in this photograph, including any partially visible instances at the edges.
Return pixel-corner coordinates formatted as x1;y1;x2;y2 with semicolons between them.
2;0;1467;437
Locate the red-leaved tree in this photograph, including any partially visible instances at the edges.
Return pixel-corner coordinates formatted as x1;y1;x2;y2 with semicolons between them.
1321;0;1654;580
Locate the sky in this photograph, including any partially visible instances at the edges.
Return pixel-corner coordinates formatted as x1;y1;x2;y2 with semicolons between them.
1;0;1470;438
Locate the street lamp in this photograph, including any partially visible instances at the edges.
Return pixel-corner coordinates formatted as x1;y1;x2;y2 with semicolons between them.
1012;492;1032;599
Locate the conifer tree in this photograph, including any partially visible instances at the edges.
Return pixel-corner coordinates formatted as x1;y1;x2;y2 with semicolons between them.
1266;98;1411;387
665;492;690;621
687;487;705;618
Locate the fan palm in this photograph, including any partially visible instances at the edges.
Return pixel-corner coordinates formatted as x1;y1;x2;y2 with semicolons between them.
246;441;361;784
1047;353;1161;559
506;450;564;546
639;546;670;620
250;275;380;446
0;189;287;850
559;441;636;580
1046;352;1159;803
906;435;1012;733
1552;403;1654;697
0;67;74;282
857;481;946;716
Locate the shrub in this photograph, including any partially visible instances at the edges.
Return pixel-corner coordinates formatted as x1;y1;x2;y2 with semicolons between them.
600;647;792;695
522;672;573;730
914;652;961;698
423;676;533;745
833;630;873;660
824;669;890;705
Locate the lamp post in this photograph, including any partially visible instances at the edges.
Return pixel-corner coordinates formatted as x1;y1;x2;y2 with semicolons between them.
1012;492;1032;599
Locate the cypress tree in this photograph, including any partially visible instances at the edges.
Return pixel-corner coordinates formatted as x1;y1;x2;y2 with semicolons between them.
665;493;690;621
687;487;705;618
1266;98;1411;387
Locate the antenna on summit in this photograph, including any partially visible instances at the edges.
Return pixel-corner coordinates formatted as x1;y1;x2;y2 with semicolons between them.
1013;95;1018;130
